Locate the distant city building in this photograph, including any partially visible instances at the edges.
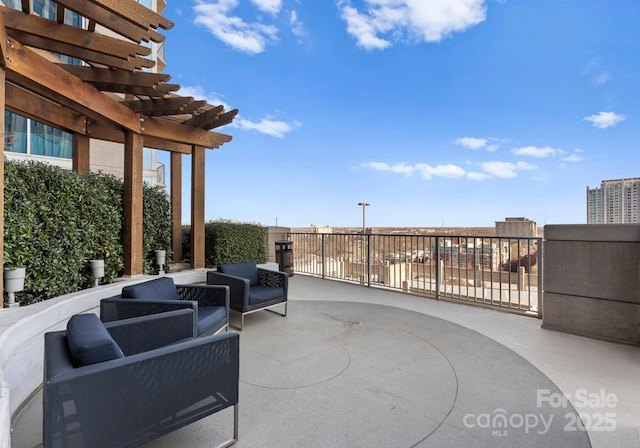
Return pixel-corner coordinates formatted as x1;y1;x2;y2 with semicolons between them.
311;225;333;234
587;178;640;224
495;217;537;237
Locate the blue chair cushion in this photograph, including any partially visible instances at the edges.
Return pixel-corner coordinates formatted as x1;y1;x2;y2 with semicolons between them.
218;262;259;286
196;306;227;335
249;285;285;305
66;314;125;367
121;277;180;301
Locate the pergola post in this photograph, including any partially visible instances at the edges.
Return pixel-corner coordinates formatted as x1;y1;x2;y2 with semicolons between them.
0;67;5;293
191;145;205;269
72;133;90;174
123;131;144;275
171;152;183;263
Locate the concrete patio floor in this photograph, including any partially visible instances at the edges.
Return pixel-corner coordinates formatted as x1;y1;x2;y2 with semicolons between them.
11;275;640;447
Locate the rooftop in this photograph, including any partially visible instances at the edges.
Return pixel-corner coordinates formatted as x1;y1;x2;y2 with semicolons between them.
10;274;640;448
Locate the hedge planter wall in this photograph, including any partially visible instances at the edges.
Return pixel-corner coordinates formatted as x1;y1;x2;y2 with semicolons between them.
182;220;267;267
3;160;172;305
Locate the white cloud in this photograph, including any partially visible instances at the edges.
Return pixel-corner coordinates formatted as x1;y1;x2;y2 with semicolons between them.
592;72;611;85
338;0;487;50
512;146;558;158
516;161;537;170
584;111;626;129
455;137;487;150
481;161;518;179
362;162;416;175
232;117;300;138
415;163;466;179
193;0;278;54
467;172;491;181
562;149;584;163
486;144;499;152
290;10;305;37
250;0;282;15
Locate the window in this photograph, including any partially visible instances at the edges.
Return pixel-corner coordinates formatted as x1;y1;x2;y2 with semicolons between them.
4;111;72;159
143;148;153;169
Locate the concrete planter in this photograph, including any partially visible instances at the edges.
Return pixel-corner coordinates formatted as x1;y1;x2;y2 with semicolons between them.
4;267;26;307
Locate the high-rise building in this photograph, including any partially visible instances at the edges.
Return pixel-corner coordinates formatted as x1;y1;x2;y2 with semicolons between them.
586;178;640;224
2;0;167;188
495;217;538;237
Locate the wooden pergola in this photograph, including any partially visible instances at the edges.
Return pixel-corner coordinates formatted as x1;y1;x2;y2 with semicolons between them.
0;1;237;291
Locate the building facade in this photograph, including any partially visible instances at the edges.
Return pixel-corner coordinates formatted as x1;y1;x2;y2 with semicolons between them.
495;217;538;237
2;0;167;188
587;178;640;224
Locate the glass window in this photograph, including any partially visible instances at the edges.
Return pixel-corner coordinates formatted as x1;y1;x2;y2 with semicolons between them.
143;148;153;169
4;111;28;154
30;121;72;159
138;0;153;9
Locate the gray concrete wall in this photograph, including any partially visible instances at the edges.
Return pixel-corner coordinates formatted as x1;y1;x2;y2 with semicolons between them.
542;224;640;345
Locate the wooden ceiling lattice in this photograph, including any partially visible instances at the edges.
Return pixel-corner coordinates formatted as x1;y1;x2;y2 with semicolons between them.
1;1;236;150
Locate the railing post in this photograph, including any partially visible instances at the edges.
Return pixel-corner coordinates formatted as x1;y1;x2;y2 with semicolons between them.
321;234;326;279
366;234;371;287
435;236;440;300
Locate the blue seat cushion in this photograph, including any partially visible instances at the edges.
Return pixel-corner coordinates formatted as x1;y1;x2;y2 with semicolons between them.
218;262;259;286
249;286;285;305
196;306;227;335
66;314;125;367
121;277;180;301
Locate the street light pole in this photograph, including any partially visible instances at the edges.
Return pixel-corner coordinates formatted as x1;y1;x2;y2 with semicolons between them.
357;202;369;234
357;202;369;284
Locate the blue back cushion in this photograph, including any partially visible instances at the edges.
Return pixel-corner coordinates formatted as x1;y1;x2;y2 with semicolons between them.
121;277;180;301
218;262;259;286
66;314;125;367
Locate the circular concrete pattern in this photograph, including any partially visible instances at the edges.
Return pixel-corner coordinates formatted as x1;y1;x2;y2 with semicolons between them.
240;334;352;389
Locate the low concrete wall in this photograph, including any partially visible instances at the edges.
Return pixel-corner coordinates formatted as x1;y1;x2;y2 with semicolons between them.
542;224;640;345
0;270;207;448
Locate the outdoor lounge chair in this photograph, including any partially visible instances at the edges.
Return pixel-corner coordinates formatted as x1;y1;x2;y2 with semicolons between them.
100;276;229;336
44;310;239;448
207;261;288;330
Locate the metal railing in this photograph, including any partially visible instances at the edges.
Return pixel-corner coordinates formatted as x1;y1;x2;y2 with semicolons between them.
289;232;542;317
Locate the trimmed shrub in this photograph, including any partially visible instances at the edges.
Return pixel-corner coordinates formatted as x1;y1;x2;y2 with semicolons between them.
3;160;173;304
182;220;267;267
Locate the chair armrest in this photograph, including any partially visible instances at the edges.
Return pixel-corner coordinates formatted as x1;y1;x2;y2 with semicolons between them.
176;284;230;309
100;297;197;322
258;268;289;295
207;271;250;309
44;332;239;448
105;309;196;354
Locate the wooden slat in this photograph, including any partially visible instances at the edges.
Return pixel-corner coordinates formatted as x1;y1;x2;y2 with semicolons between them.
142;115;233;149
182;104;224;128
5;82;87;134
88;0;173;30
1;9;152;59
203;108;238;130
55;0;164;43
87;82;179;96
0;68;5;293
121;97;207;116
4;36;142;132
59;66;169;87
8;29;154;71
20;0;29;13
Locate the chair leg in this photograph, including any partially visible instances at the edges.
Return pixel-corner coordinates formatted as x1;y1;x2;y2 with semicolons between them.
213;404;238;448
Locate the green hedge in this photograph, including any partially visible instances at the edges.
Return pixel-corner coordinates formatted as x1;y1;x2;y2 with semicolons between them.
3;160;172;304
182;220;267;267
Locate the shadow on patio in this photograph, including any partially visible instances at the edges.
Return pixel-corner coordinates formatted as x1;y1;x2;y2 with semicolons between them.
12;275;640;448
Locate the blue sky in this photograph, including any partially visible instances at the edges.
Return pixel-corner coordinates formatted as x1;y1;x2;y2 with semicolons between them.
160;0;640;228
